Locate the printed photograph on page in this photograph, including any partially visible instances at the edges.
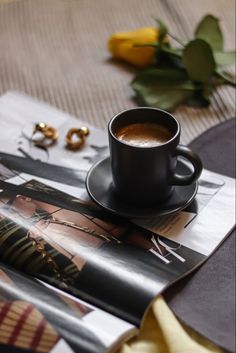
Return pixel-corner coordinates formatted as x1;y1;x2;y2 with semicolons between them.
0;264;135;353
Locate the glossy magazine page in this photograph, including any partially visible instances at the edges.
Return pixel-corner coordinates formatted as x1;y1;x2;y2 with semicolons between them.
135;168;236;256
0;263;136;353
0;91;108;193
0;178;206;326
0;92;235;327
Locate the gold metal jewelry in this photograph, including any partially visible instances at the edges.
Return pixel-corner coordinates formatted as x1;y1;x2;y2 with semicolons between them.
32;122;58;147
66;126;90;150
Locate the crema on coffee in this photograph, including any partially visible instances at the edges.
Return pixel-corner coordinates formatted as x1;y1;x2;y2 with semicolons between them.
115;122;172;147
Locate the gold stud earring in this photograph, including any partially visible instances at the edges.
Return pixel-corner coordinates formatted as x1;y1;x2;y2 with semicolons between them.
32;122;58;147
65;126;90;150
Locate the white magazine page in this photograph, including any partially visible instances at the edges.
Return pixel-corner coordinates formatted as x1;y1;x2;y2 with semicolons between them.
0;91;108;170
0;91;235;260
134;169;235;256
41;281;136;351
0;91;235;333
0;91;108;200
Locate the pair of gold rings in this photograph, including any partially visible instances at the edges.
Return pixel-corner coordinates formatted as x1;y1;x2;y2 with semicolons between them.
32;122;90;150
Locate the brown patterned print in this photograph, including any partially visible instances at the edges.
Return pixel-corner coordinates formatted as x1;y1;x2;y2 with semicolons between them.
0;300;59;352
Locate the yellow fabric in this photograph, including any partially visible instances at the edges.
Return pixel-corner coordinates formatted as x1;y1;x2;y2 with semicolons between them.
118;296;224;353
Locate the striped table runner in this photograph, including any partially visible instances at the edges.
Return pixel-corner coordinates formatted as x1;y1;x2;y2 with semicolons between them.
0;0;235;144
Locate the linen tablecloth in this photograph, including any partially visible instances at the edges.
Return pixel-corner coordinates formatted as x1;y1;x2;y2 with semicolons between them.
0;1;235;352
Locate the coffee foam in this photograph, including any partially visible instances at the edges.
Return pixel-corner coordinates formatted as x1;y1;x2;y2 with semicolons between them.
115;123;172;147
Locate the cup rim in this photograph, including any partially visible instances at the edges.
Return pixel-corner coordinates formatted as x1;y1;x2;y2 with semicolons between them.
108;107;180;149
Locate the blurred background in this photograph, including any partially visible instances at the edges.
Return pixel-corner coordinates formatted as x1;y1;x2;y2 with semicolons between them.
0;0;235;143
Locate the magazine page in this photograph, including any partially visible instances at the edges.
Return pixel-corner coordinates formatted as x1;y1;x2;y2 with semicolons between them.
0;91;235;327
0;262;136;353
0;91;108;201
0;177;206;326
134;169;235;256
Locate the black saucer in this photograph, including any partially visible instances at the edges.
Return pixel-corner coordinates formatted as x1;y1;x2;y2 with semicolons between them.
86;157;198;219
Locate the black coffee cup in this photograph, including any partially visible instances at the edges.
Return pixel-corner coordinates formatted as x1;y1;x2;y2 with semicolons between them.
108;107;202;206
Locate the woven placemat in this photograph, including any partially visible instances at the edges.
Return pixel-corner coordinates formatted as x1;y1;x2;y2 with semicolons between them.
0;0;235;144
165;118;236;353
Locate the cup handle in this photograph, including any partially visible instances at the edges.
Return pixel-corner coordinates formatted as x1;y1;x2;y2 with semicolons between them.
171;145;203;186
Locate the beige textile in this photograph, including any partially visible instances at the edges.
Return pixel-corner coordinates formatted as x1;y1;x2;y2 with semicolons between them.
0;0;235;144
0;1;235;353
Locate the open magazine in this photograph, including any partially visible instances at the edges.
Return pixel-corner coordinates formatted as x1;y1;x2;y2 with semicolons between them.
0;262;136;353
0;92;235;353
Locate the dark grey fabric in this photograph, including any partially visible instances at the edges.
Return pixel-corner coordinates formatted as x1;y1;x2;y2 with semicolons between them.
164;119;236;353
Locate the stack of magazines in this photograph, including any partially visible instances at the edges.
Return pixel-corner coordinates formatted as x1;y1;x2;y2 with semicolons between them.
0;92;235;353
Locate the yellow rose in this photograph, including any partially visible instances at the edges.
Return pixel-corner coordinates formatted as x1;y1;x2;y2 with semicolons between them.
108;28;158;68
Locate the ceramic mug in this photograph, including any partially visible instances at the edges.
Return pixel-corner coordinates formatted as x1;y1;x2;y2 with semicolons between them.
108;107;202;206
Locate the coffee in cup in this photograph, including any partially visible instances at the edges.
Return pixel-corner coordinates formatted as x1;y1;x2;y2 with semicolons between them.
115;122;172;147
108;107;202;206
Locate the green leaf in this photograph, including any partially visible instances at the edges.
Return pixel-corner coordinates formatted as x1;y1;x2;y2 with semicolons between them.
131;69;196;111
155;51;183;70
156;19;168;43
182;39;216;82
194;14;223;51
214;51;236;67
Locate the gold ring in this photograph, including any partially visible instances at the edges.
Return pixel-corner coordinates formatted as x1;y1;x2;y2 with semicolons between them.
66;127;90;150
32;122;58;147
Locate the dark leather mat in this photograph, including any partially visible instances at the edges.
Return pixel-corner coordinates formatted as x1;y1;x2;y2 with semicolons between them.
164;118;235;352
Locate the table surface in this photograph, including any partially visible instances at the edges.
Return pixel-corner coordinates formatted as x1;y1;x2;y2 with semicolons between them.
0;1;235;353
0;0;235;144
